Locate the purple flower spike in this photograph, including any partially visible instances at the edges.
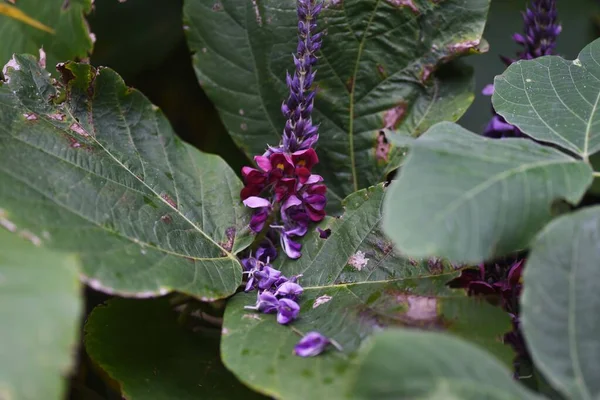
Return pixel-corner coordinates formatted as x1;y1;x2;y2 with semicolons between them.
294;332;341;357
277;298;300;324
275;281;304;300
483;0;560;139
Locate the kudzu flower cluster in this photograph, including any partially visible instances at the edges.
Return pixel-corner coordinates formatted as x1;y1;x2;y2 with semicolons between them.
483;0;561;138
239;0;337;358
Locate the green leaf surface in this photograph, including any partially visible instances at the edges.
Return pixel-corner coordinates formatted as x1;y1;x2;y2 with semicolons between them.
85;298;266;400
0;0;93;77
0;55;252;300
521;207;600;400
0;227;82;400
184;0;489;205
493;37;600;160
221;185;513;399
382;122;593;264
352;329;539;400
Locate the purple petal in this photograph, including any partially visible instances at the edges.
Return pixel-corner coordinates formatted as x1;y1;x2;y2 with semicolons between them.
294;332;330;357
243;196;271;208
275;281;304;299
277;298;300;324
281;234;302;259
481;84;494;96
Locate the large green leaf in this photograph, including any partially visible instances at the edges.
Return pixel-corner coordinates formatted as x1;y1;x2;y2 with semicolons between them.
352;329;539;400
221;185;513;399
521;206;600;400
184;0;489;204
0;54;253;300
382;122;593;264
0;0;93;76
493;37;600;160
85;298;266;399
0;226;82;400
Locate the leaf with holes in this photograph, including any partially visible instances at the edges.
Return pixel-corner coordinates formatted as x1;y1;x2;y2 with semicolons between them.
493;37;600;160
0;55;253;300
352;329;539;399
521;206;600;400
221;185;514;399
382;122;593;264
0;227;82;400
0;0;93;77
85;298;267;400
184;0;489;207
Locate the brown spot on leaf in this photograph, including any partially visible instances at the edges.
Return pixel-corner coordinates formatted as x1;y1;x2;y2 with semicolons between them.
251;0;263;26
385;0;419;14
161;194;177;209
48;113;66;121
70;122;89;137
220;227;235;254
67;136;81;148
324;0;343;8
212;1;223;11
383;102;407;129
57;63;75;85
395;295;438;322
376;64;387;79
375;131;391;161
448;39;481;55
61;0;70;10
420;64;435;83
160;214;172;224
346;77;354;93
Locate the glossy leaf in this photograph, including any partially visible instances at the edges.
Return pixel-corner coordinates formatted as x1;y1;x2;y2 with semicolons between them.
382;122;593;264
0;55;252;300
522;207;600;400
0;0;93;76
0;226;82;400
352;329;539;400
493;37;600;160
184;0;490;204
221;185;513;399
85;298;266;400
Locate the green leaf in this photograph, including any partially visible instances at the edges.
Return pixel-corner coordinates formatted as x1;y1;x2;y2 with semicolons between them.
352;329;539;400
84;298;266;400
0;0;93;77
382;122;593;264
221;185;514;399
0;226;82;400
493;37;600;160
521;206;600;400
184;0;490;204
0;55;252;300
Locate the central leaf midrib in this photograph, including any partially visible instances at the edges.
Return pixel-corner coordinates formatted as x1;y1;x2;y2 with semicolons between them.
347;0;382;192
301;270;457;290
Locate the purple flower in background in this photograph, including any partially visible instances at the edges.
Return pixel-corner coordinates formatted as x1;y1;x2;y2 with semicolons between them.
483;0;561;138
294;331;342;357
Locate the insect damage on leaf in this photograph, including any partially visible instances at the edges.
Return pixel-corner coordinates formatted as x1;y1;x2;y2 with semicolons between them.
385;0;419;15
